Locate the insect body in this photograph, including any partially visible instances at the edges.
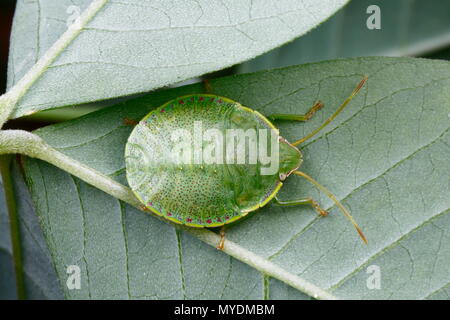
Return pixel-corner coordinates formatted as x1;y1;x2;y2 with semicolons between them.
125;78;368;248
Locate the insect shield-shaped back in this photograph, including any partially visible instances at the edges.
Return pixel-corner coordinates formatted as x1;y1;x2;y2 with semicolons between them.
124;94;294;227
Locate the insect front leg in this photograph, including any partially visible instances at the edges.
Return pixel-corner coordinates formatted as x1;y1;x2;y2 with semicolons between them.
267;101;324;122
273;196;328;216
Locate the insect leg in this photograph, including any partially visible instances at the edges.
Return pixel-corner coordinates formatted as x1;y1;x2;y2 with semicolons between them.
292;76;368;146
267;101;324;122
139;204;152;213
273;196;328;216
203;79;213;94
217;226;226;250
123;118;139;126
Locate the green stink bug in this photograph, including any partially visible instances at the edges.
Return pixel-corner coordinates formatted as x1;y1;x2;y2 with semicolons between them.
125;77;368;249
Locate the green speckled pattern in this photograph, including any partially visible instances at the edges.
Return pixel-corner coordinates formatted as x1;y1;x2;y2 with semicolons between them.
125;94;301;227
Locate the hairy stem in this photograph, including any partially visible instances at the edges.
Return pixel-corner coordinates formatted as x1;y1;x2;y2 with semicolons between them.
0;129;337;300
0;94;13;128
0;130;138;206
190;229;336;300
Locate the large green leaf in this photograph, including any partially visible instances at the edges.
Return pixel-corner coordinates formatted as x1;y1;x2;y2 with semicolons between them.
239;0;450;73
7;0;347;119
23;57;450;299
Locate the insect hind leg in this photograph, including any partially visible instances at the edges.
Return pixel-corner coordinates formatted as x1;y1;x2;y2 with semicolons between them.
203;79;213;94
123;118;139;126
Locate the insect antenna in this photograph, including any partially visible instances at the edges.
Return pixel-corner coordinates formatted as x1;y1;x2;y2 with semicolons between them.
293;171;368;244
292;76;368;146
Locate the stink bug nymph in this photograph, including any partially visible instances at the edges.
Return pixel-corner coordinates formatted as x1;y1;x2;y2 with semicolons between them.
125;77;368;249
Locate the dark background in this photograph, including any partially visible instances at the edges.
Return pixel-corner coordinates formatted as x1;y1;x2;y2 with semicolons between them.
0;0;15;94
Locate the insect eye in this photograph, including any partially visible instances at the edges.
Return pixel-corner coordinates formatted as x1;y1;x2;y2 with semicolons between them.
279;173;287;181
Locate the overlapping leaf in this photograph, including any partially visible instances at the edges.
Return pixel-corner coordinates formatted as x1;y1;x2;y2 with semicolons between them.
7;0;347;118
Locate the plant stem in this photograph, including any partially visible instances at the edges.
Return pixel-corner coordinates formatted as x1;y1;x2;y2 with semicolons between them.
0;130;139;206
0;94;12;129
189;229;336;300
0;155;26;299
0;129;337;300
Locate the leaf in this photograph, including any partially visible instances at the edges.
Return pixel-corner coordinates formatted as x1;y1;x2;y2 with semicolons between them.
0;174;16;299
20;58;450;299
24;161;277;299
0;163;63;299
238;0;450;73
23;57;450;299
7;0;347;119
